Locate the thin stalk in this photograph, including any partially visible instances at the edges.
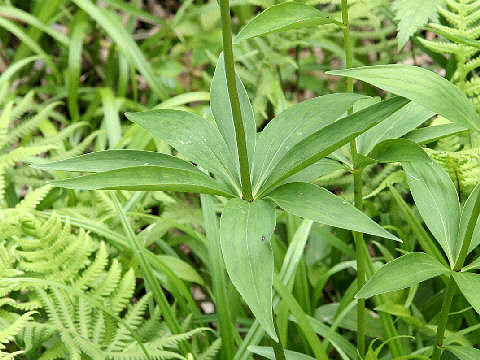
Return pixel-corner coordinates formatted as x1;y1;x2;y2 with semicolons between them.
432;191;480;360
341;0;366;355
271;311;287;360
219;0;253;201
110;192;190;354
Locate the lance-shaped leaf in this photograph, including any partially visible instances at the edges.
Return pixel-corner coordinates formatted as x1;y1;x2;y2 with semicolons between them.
453;271;480;314
49;166;234;197
402;160;460;266
328;65;480;131
234;2;339;43
357;102;435;155
447;346;480;360
403;123;468;145
266;182;399;241
220;199;277;341
125;109;240;194
252;93;366;193
211;54;256;176
34;150;201;173
368;139;431;164
356;253;449;298
258;97;409;195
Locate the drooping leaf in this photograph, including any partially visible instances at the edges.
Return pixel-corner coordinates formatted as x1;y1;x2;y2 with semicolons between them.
266;182;400;241
453;271;480;314
35;150;200;173
125;109;240;195
328;65;480;131
220;199;277;340
252;93;366;193
356;253;449;298
49;166;234;197
258;97;409;194
392;0;445;49
447;345;480;360
234;2;338;43
357;102;435;155
402;160;460;265
211;53;256;173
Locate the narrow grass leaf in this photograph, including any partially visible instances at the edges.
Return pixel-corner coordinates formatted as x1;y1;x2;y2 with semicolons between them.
248;346;316;360
447;345;480;359
357;253;449;298
220;199;277;341
100;87;121;149
72;0;169;99
328;65;480;131
267;182;400;241
234;2;339;43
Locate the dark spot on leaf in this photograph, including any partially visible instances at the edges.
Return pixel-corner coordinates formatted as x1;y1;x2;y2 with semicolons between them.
261;236;266;242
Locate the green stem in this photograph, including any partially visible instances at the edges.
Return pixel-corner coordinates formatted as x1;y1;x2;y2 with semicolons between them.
431;276;456;360
341;0;366;355
219;0;253;202
432;190;480;359
271;310;287;360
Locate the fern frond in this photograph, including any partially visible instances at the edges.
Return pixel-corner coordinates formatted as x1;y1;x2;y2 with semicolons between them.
16;185;53;210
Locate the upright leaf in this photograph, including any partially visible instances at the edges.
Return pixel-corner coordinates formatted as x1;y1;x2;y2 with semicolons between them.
234;2;338;43
211;54;256;174
266;182;399;241
259;97;409;194
220;199;277;340
356;253;449;298
328;65;480;131
126;110;240;194
402;160;460;265
457;184;480;258
252;93;366;193
452;271;480;314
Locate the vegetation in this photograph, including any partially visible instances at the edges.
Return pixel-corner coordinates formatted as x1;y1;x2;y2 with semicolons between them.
2;0;480;359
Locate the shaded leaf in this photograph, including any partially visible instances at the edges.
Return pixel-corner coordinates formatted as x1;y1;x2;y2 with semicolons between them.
357;253;449;298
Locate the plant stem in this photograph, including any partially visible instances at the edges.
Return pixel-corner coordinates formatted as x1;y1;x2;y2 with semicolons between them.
219;0;253;202
432;190;480;359
341;0;366;355
271;310;287;360
431;276;456;360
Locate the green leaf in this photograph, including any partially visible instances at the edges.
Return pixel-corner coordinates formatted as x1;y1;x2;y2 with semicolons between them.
368;139;431;163
453;271;480;314
402;160;460;265
125;109;241;195
458;184;480;259
266;182;400;241
248;346;317;360
34;150;200;173
357;253;449;298
403;123;468;145
72;0;169;99
211;53;256;173
392;0;444;49
49;166;234;197
357;102;435;155
327;65;479;131
220;199;277;341
156;255;204;285
252;93;366;193
447;345;480;360
234;2;338;43
258;97;410;194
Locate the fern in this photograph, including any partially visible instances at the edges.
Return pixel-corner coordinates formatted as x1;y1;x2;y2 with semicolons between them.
0;311;35;360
